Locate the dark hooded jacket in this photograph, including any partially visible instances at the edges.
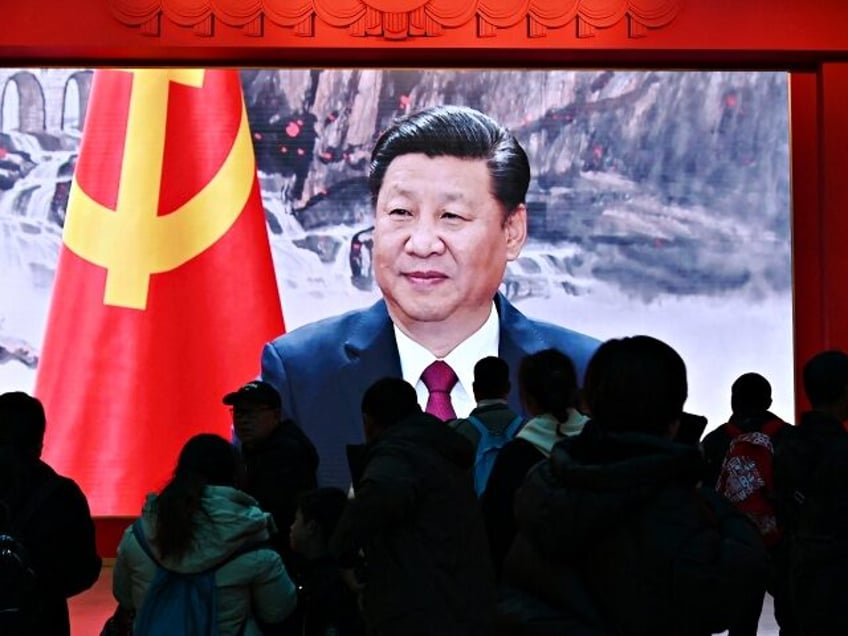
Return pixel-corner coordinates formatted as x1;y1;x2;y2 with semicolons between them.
240;419;319;564
773;410;848;635
330;412;496;636
1;454;101;636
500;429;769;636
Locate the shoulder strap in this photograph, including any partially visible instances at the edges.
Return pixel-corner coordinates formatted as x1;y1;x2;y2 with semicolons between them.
725;423;742;438
468;414;525;439
132;519;160;567
12;475;62;533
504;414;525;437
466;415;488;436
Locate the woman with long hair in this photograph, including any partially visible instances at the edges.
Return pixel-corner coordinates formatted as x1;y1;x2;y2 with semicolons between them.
112;433;297;635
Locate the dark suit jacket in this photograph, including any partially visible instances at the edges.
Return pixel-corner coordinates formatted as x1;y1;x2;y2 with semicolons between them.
261;292;599;487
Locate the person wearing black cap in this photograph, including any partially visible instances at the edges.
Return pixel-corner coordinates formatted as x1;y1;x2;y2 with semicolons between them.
223;380;319;567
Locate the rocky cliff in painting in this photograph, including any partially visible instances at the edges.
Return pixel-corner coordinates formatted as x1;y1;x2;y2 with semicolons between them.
241;69;790;301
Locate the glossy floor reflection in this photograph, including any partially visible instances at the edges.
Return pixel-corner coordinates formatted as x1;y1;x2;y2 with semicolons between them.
69;563;115;635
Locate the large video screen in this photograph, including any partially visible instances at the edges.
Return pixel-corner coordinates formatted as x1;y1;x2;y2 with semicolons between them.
0;68;793;495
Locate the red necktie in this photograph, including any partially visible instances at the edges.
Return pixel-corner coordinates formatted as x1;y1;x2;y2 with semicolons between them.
421;360;458;420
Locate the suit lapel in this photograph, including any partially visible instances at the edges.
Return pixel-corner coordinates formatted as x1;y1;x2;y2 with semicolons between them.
496;293;544;414
337;300;402;435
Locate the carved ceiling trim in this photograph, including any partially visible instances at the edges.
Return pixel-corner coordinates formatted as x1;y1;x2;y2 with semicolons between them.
109;0;681;40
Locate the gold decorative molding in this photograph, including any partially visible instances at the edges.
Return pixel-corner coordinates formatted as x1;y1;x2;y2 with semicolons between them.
109;0;681;40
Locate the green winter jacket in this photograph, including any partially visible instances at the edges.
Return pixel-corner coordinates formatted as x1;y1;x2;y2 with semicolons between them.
113;485;297;635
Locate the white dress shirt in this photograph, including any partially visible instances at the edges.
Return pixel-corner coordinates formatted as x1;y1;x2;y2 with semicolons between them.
393;302;500;418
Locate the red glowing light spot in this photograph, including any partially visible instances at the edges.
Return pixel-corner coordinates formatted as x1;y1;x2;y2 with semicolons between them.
286;121;301;137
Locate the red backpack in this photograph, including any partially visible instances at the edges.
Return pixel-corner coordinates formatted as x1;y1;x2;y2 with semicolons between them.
716;418;787;546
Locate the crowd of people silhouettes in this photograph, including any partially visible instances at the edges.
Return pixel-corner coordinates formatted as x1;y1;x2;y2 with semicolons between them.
4;340;848;634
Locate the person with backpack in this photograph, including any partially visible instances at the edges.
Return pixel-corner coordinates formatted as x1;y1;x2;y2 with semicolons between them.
0;391;101;636
330;378;496;636
479;348;586;578
702;372;795;635
774;350;848;636
112;433;298;636
498;336;769;635
449;356;524;496
701;373;791;489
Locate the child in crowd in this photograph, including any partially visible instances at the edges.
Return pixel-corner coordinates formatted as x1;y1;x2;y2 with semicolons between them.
288;488;365;636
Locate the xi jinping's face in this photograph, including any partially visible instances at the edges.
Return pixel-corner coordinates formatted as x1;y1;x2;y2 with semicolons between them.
372;153;526;340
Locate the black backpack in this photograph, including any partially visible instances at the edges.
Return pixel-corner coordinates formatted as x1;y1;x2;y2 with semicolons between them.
0;477;60;635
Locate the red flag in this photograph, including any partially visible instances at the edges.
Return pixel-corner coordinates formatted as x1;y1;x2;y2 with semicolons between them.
35;69;284;515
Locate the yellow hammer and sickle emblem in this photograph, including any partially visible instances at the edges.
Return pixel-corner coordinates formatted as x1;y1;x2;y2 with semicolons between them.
64;69;256;310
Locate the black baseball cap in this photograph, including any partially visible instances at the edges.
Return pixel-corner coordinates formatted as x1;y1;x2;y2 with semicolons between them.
222;381;281;408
